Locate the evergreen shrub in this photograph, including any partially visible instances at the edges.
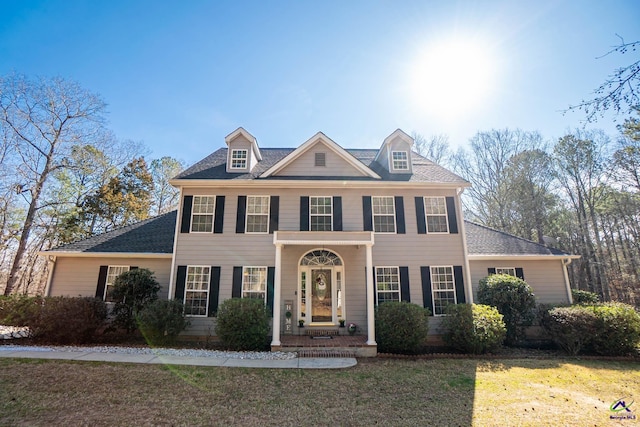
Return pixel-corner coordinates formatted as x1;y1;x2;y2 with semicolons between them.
216;298;270;351
375;301;430;354
542;305;598;355
31;297;108;344
442;304;506;354
478;274;536;345
137;299;190;346
571;289;600;305
591;302;640;356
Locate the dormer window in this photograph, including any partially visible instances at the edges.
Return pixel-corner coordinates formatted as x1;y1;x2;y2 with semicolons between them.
391;151;409;171
231;149;248;169
315;152;326;167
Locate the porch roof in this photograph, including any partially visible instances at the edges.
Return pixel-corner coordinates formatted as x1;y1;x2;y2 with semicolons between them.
273;231;374;246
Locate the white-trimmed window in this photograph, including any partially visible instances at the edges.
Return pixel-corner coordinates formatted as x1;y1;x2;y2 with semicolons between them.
424;196;449;233
431;266;456;315
372;196;396;233
391;151;409;170
242;266;267;301
184;266;210;316
246;196;270;233
230;149;248;169
191;196;215;232
376;267;401;304
496;267;516;276
310;196;332;231
105;265;130;302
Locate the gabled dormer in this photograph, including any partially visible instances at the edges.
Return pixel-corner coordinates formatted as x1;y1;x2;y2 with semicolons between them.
374;129;414;175
225;127;262;173
260;132;380;179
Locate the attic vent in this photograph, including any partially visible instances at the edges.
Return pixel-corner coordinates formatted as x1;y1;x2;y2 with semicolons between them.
315;152;326;167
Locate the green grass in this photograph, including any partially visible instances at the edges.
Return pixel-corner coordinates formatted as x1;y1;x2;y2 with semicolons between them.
0;357;638;426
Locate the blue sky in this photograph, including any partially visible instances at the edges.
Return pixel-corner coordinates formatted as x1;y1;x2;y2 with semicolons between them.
1;1;638;165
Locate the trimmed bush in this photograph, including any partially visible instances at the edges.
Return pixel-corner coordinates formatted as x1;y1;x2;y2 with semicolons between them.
571;289;599;305
111;268;160;333
591;302;640;356
542;306;598;355
442;304;506;354
478;274;536;345
216;298;270;351
0;295;43;327
375;301;430;354
137;299;190;346
30;297;108;344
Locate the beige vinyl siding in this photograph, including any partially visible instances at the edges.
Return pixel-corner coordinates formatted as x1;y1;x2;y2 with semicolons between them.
469;259;570;304
276;142;368;177
176;186;466;335
49;257;172;300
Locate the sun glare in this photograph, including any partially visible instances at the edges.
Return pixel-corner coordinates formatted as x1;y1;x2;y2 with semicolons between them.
407;38;497;120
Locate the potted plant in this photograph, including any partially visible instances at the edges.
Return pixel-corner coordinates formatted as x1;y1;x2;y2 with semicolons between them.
298;319;305;327
338;318;345;327
348;322;357;336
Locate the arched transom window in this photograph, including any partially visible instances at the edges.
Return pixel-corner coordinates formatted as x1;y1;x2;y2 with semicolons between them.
300;250;343;266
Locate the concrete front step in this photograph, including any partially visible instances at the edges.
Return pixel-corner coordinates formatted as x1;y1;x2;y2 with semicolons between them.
298;349;356;358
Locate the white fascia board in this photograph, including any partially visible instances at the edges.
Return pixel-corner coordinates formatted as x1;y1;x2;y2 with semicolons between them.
261;132;380;179
169;178;471;189
467;254;581;261
37;251;173;259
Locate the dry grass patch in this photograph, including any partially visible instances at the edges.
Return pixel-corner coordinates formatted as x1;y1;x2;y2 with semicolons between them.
0;357;637;426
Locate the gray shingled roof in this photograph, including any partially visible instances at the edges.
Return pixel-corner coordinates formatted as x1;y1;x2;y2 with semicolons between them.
48;211;176;254
464;221;569;256
47;211;569;257
174;148;469;184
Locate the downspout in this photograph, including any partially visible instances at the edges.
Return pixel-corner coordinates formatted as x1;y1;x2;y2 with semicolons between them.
44;255;56;297
457;187;474;304
167;186;183;300
562;258;574;304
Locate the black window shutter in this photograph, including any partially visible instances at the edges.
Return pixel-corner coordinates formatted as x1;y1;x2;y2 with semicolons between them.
395;196;406;234
269;196;279;234
516;268;525;281
400;266;410;302
180;196;193;233
446;196;458;234
420;266;433;315
454;265;466;304
214;196;225;234
236;196;246;233
372;266;377;304
300;196;309;231
267;267;275;316
362;196;373;231
488;267;496;275
333;196;342;231
175;266;187;300
208;266;221;317
232;266;243;298
95;265;108;300
415;197;426;234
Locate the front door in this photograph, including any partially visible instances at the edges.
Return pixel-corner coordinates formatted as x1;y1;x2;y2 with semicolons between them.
311;269;332;322
299;249;345;326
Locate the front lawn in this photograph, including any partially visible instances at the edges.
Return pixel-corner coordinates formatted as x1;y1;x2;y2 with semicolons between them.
0;357;638;426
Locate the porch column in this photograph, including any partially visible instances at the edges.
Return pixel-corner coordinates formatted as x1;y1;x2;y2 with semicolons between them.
365;243;376;345
271;243;283;346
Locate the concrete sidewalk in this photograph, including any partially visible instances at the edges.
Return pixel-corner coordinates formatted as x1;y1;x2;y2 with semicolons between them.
0;348;357;369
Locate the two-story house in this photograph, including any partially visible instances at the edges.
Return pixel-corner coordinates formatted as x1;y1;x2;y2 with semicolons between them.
42;128;577;355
